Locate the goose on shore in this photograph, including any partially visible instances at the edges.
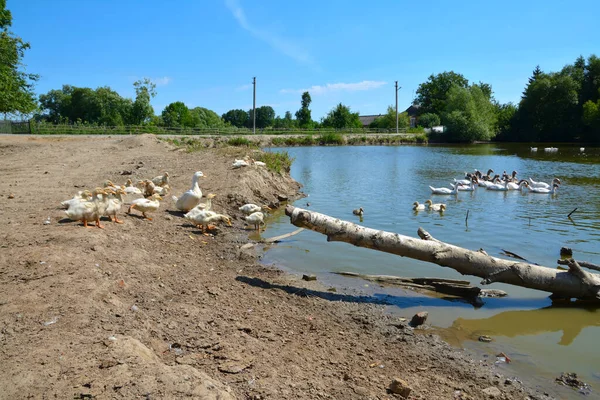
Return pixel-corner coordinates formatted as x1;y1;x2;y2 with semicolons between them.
172;171;205;212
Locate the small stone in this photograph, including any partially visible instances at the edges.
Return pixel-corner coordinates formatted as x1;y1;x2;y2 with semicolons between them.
504;379;512;385
302;274;317;281
165;216;173;221
478;335;493;343
268;200;280;209
410;311;428;327
120;170;133;175
8;194;14;199
482;386;501;398
388;378;412;398
277;194;288;202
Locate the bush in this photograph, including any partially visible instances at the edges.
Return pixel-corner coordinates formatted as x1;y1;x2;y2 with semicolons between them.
318;132;344;145
254;151;294;173
227;137;254;146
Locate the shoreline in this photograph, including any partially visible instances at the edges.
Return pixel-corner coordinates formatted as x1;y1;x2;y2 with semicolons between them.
0;134;556;399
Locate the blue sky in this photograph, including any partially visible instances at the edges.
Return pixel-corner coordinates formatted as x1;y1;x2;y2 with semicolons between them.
9;0;600;120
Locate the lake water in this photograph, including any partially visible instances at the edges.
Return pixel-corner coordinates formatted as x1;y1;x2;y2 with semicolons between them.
260;143;600;398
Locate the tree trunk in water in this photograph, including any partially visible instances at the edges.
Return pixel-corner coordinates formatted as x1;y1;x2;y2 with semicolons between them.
284;205;600;301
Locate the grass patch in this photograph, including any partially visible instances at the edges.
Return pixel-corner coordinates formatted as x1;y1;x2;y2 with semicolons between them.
318;132;344;145
254;151;294;173
227;136;255;147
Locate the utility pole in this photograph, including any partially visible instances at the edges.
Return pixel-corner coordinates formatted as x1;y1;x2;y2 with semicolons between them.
252;77;256;134
395;81;401;134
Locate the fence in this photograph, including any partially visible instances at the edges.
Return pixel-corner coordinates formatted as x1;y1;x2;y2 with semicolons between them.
0;120;32;134
30;122;413;136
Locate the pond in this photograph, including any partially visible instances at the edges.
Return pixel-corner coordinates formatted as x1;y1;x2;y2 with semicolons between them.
260;143;600;397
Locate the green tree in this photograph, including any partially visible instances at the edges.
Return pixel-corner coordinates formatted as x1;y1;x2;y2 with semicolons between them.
418;112;441;128
295;91;312;128
38;86;72;123
162;101;192;127
130;78;156;125
189;107;224;128
321;103;362;129
442;84;497;142
38;84;133;125
95;86;132;126
273;111;296;129
222;109;248;128
248;105;275;129
0;0;38;116
493;103;517;141
415;71;468;116
369;105;409;129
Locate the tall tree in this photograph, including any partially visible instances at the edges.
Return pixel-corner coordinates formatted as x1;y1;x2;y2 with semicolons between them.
415;71;469;116
321;103;362;129
130;78;156;125
442;84;497;142
248;105;275;129
189;107;224;128
222;109;248;127
295;91;312;128
161;102;192;127
0;0;38;116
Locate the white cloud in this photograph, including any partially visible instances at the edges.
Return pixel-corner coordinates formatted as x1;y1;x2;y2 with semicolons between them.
151;76;172;86
280;80;387;95
224;0;314;65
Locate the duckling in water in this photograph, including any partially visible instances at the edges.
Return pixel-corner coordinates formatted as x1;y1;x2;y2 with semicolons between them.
413;200;432;211
352;207;364;216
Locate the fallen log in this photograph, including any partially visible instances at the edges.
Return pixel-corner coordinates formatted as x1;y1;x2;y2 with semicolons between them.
333;271;507;299
557;258;600;273
284;205;600;301
260;228;305;244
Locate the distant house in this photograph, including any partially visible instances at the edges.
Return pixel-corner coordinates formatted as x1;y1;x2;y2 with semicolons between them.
358;114;382;128
405;104;420;128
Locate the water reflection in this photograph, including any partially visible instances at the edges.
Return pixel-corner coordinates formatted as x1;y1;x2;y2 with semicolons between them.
447;304;600;346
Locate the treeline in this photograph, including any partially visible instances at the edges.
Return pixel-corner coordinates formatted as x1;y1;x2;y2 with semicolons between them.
34;85;371;131
414;54;600;143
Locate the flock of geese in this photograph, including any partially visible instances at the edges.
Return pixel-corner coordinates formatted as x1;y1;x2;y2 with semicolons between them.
61;160;272;233
530;146;585;153
410;169;562;212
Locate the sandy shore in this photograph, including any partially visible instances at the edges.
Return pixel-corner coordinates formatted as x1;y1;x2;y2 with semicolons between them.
0;135;551;399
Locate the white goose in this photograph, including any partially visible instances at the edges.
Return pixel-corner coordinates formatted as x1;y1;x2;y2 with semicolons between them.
486;178;509;191
232;159;250;169
528;183;559;194
429;182;463;195
451;178;477;191
529;177;561;189
507;179;530;191
172;171;205;212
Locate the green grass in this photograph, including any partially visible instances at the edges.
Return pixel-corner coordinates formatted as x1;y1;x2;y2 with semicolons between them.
317;132;344;145
227;136;256;147
254;151;295;173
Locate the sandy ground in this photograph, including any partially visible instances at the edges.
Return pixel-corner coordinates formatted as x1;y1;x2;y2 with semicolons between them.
0;135;552;399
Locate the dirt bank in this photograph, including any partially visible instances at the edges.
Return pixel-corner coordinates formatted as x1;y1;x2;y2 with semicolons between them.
0;135;550;399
